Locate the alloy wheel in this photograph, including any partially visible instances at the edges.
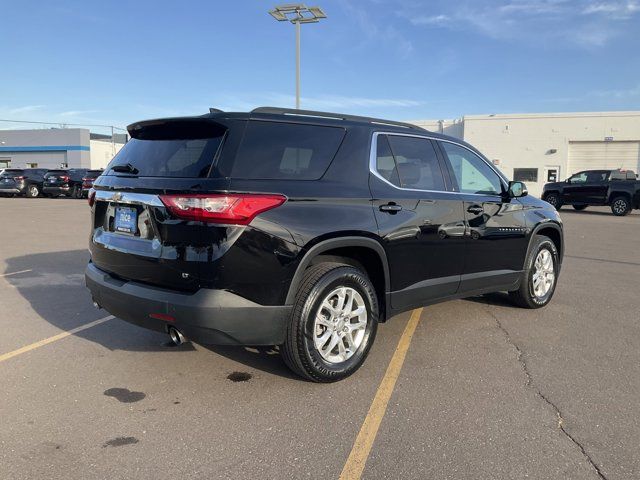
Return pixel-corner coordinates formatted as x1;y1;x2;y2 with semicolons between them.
613;199;627;215
532;249;555;298
313;286;368;364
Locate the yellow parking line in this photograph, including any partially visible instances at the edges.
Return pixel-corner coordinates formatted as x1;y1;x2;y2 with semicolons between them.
0;269;32;277
0;315;114;363
339;308;423;480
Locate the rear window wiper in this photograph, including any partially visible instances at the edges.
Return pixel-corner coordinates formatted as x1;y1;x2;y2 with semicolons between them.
110;163;139;175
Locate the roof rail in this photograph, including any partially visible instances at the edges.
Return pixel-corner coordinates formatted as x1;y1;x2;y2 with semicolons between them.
251;106;424;131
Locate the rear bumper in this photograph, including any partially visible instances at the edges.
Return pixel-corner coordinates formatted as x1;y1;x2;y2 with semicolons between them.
43;186;70;195
85;262;291;346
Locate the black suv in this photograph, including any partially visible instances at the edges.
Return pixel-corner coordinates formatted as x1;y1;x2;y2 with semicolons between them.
0;168;48;197
85;107;564;382
542;169;640;216
43;169;89;198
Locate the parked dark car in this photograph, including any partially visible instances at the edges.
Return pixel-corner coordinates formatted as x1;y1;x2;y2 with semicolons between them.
81;169;104;197
542;169;640;216
43;169;89;198
0;168;49;197
85;107;564;382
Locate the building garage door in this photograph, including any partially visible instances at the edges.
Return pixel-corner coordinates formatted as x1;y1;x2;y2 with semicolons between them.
568;141;640;175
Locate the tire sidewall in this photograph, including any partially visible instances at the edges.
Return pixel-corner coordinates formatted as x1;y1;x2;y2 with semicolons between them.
545;193;561;209
611;197;630;216
526;239;558;307
27;184;39;197
299;268;378;380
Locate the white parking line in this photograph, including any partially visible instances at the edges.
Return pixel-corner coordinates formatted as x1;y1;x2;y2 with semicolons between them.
0;315;114;363
0;269;32;277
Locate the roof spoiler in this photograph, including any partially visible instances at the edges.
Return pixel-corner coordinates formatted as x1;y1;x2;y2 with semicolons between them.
127;117;227;140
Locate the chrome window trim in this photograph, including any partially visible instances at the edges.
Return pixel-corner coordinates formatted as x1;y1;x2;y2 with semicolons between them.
369;131;509;196
94;190;164;207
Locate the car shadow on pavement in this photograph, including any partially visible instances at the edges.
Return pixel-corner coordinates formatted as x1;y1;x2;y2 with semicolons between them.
204;345;299;380
462;292;515;308
4;249;298;377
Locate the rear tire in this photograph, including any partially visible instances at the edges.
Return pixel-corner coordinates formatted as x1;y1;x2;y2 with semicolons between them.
509;235;559;309
26;184;39;198
281;263;379;382
544;193;562;210
610;196;631;216
572;205;587;211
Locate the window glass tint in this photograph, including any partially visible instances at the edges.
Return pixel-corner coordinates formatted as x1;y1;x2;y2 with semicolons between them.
441;142;503;195
106;136;223;178
513;168;538;182
386;136;445;191
375;135;400;187
586;171;608;182
570;172;588;183
231;121;345;180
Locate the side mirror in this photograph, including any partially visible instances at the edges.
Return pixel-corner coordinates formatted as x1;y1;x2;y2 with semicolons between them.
565;178;571;184
508;181;528;198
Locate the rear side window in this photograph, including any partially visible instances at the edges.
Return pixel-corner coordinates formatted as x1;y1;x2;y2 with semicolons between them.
107;137;223;178
230;121;345;180
382;135;446;191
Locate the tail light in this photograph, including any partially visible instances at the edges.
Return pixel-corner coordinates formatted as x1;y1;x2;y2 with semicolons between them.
13;176;25;181
159;193;286;225
61;175;70;182
88;188;96;207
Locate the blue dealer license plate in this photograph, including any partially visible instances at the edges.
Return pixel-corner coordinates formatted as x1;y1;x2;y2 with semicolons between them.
115;207;137;234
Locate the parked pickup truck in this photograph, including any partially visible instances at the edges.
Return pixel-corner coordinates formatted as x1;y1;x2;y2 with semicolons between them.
542;169;640;216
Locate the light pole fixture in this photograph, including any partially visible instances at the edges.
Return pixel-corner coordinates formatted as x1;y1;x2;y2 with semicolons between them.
269;4;327;109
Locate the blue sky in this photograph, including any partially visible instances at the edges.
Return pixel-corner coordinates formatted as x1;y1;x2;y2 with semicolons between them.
1;0;639;130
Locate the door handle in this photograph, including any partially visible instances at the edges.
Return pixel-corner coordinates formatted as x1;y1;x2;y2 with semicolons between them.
467;205;484;215
379;203;402;213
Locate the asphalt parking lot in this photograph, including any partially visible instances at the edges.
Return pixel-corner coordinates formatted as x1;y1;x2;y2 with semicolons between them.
1;197;639;480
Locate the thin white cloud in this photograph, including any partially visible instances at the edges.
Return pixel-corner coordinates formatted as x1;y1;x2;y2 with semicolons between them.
398;0;639;48
583;1;640;18
6;105;46;115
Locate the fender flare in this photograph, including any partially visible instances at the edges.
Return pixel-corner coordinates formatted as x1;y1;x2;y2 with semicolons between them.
523;222;564;270
284;236;390;305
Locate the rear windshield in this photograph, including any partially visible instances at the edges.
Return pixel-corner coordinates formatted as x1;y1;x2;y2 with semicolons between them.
44;170;67;177
106;137;224;178
1;169;24;175
86;170;103;177
229;121;345;180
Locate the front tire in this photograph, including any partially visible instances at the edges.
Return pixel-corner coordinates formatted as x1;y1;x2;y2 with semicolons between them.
544;193;562;210
281;263;379;382
610;196;631;216
509;235;559;309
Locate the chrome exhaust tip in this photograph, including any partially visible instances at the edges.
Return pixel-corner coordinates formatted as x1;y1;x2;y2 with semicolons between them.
168;326;186;346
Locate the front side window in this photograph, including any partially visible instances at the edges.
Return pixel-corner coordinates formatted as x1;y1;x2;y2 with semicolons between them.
569;172;588;183
376;135;446;191
441;142;503;195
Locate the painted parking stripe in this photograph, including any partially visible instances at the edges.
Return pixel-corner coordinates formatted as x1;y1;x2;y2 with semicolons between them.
0;316;114;363
0;269;32;277
339;308;423;480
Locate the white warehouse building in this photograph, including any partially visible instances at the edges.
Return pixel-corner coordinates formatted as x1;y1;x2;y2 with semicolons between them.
412;111;640;197
0;128;126;171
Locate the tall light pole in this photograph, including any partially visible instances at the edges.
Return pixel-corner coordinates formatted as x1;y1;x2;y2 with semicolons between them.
269;4;327;109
